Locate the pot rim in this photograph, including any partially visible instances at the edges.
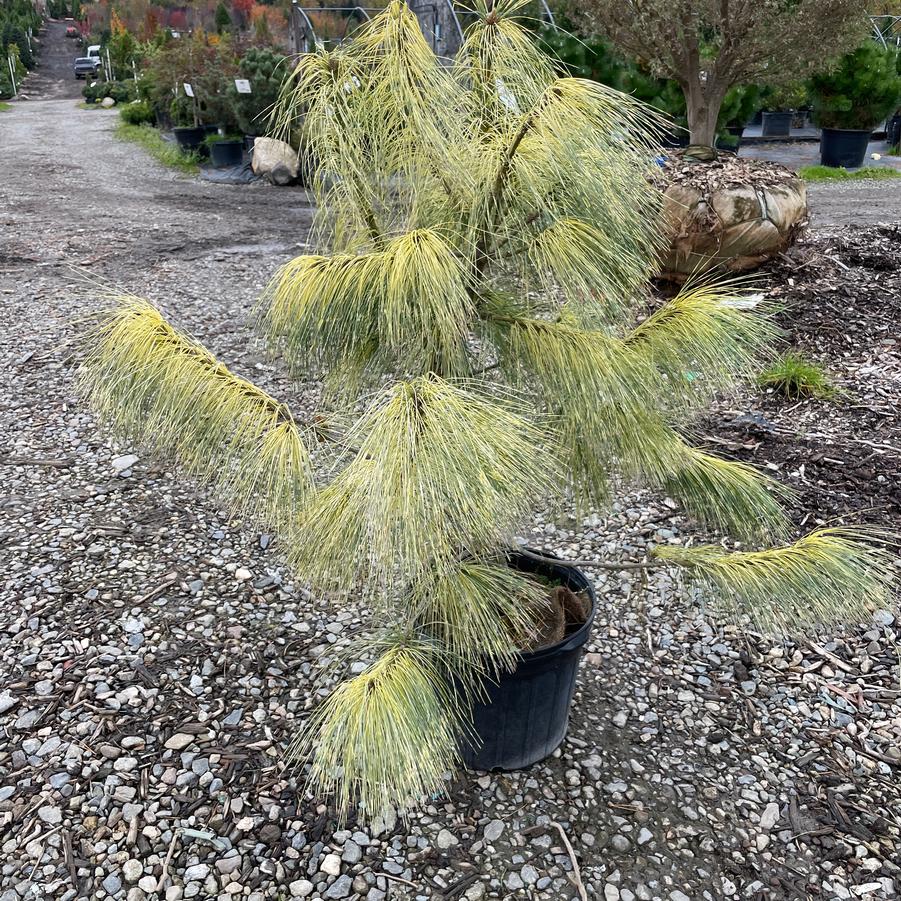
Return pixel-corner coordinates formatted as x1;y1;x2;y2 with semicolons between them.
508;548;597;663
819;126;874;135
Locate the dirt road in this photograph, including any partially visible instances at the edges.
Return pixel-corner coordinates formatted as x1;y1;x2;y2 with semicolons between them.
16;19;84;100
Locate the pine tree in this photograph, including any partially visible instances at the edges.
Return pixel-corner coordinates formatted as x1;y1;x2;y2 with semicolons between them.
80;0;896;821
214;1;232;34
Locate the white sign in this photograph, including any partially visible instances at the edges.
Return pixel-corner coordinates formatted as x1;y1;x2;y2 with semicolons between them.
183;82;194;97
234;78;252;94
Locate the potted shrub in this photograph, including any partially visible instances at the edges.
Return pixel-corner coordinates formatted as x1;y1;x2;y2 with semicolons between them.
809;43;901;168
81;0;895;819
171;94;205;153
227;46;289;143
761;83;807;137
205;132;244;167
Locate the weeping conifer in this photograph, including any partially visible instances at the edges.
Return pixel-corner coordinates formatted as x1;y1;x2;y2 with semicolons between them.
81;0;896;821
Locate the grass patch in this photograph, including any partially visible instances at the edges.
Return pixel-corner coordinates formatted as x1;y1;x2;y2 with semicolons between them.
799;165;901;182
0;102;12;112
77;101;114;110
757;352;836;400
114;122;200;175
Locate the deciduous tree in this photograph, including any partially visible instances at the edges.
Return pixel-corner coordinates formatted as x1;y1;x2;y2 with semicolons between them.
572;0;868;146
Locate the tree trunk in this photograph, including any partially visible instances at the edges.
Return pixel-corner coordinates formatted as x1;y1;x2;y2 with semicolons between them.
684;80;725;148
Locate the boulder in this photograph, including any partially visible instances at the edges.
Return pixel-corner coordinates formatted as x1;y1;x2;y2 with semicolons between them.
657;151;807;279
100;96;116;108
252;137;300;186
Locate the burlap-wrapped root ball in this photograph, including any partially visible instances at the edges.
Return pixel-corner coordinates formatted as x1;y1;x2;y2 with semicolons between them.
657;151;808;280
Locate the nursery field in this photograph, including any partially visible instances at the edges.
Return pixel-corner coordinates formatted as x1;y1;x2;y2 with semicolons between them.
2;31;901;901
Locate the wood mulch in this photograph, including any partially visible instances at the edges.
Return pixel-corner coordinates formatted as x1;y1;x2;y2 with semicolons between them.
701;224;901;533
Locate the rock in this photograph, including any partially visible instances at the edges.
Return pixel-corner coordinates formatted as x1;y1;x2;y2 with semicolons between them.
484;819;504;842
289;880;313;898
112;453;139;472
611;834;630;852
259;823;281;844
164;733;194;750
505;872;525;891
658;153;807;278
183;863;210;882
436;828;458;849
0;691;17;714
216;855;242;876
341;840;362;864
123;859;143;883
251;137;300;187
637;828;654;845
102;874;122;894
760;802;780;831
38;805;62;825
101;96;116;108
321;853;342;876
324;875;353;899
15;708;40;729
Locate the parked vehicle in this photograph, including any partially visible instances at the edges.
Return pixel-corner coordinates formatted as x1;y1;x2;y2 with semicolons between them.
65;25;79;38
87;45;102;65
74;58;101;80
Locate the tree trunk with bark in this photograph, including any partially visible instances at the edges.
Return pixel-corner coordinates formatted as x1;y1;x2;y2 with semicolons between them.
685;78;727;147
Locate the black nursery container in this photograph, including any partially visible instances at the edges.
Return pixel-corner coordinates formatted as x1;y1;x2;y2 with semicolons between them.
173;126;205;153
762;111;792;137
820;127;871;169
459;551;597;771
210;139;244;168
887;114;901;148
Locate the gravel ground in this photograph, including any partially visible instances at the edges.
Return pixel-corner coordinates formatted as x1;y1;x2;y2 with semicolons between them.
736;142;901;229
2;27;901;901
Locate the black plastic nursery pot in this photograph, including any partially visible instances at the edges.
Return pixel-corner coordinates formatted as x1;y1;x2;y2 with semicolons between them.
459;551;597;772
210;139;244;168
173;126;205;152
820;127;871;169
761;111;792;137
887;114;901;148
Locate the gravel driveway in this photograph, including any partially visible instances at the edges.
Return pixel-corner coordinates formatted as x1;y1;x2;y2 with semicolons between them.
1;26;899;901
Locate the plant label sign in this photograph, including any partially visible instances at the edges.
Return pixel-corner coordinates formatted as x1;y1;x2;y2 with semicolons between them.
235;79;252;94
183;82;194;97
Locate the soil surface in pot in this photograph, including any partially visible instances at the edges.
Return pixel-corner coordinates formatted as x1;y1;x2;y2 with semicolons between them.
524;582;591;652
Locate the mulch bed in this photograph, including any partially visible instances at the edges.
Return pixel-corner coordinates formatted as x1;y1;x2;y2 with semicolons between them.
653;148;802;193
701;224;901;532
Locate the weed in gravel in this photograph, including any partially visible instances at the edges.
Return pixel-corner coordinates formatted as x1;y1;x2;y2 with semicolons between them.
757;352;836;399
799;164;901;181
114;122;199;175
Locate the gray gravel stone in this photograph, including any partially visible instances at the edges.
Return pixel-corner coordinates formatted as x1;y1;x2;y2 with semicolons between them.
324;875;353;899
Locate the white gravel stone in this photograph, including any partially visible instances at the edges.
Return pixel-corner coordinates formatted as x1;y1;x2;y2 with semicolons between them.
321;853;342;876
